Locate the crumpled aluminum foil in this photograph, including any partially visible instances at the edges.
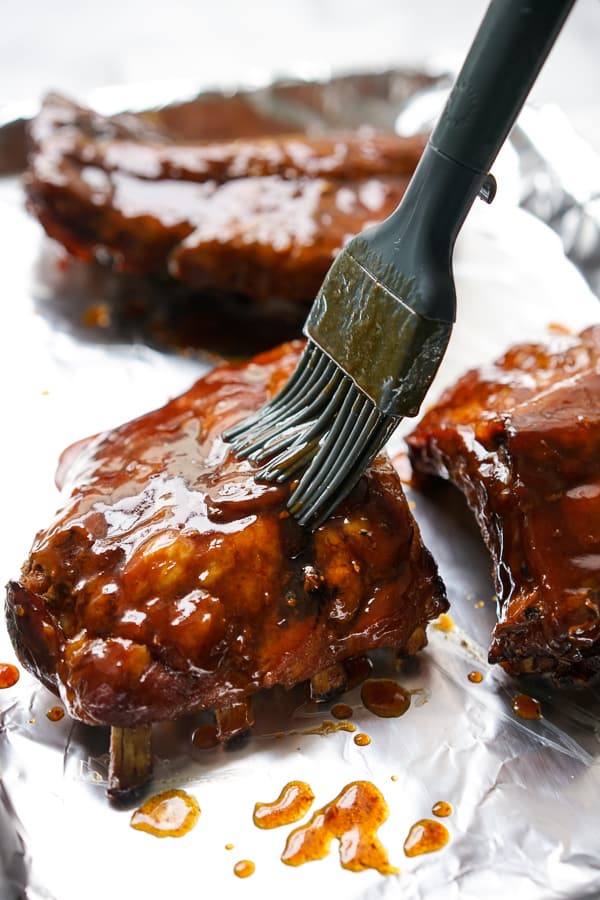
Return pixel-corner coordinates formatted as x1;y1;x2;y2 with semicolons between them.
1;69;599;900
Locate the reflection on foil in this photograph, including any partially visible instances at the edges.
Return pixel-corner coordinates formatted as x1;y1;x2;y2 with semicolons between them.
0;779;30;900
1;68;600;900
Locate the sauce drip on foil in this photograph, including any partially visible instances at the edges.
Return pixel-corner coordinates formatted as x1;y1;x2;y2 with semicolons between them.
0;663;19;688
130;789;200;837
233;860;255;878
294;719;356;736
432;801;452;818
46;706;65;721
512;693;543;720
468;670;483;683
281;781;398;875
330;703;353;720
403;819;450;857
354;733;371;746
433;613;454;632
253;781;315;829
361;679;410;718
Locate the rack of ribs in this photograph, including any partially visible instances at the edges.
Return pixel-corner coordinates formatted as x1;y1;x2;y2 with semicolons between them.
24;93;425;305
6;341;447;797
406;325;600;684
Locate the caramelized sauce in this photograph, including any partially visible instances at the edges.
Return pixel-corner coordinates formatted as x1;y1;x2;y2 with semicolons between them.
343;655;373;689
253;781;315;829
281;781;398;875
468;670;483;683
354;733;371;746
331;703;353;720
192;723;219;749
361;679;410;718
403;819;450;857
46;706;65;721
0;663;19;689
433;613;454;632
432;801;452;818
233;860;255;878
512;693;542;720
9;342;447;732
130;789;200;838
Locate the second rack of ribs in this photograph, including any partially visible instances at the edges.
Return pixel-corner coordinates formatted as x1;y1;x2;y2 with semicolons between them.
24;93;425;305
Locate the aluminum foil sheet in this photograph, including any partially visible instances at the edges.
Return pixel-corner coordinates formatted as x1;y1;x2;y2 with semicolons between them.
1;70;600;900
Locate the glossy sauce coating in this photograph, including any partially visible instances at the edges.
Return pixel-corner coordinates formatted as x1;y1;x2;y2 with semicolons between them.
361;679;411;718
26;94;425;306
403;819;450;857
192;723;219;749
512;693;543;720
0;663;19;689
7;344;447;727
253;781;315;829
432;801;452;818
130;789;200;838
281;781;398;875
233;860;255;878
408;326;600;682
8;343;447;728
343;655;373;689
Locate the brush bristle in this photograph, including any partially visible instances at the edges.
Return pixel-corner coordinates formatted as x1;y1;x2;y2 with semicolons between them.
223;342;397;528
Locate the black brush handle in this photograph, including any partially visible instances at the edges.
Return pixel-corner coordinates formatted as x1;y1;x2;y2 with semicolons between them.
360;0;577;326
432;0;576;174
305;0;578;421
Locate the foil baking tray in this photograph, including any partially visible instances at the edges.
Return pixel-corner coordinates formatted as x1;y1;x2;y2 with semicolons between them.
1;69;599;900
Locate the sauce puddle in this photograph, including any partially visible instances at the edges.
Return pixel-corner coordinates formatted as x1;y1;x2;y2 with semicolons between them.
403;819;450;857
0;663;20;689
512;693;542;720
361;679;411;718
253;781;315;829
281;781;398;875
432;801;452;818
130;789;200;838
233;860;255;878
330;703;353;720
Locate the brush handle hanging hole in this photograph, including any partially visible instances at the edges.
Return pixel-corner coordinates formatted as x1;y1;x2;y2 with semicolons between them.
478;173;497;204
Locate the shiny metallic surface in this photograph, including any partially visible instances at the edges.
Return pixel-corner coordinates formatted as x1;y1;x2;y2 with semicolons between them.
1;71;600;900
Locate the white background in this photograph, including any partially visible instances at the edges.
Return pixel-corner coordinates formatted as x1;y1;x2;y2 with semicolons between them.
2;0;600;148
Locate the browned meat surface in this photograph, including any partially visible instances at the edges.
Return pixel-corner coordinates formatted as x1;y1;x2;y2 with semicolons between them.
406;325;600;683
6;342;447;729
24;93;425;304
